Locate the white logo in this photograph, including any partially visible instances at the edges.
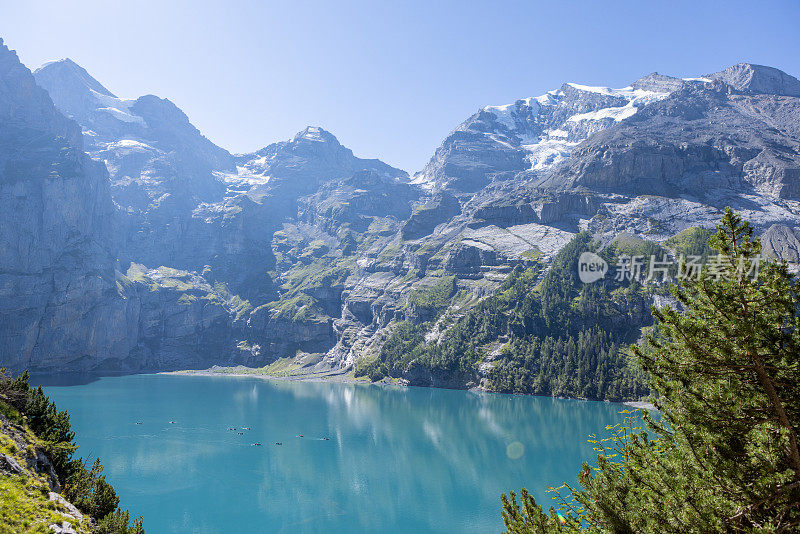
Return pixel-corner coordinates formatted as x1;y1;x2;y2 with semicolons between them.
578;252;608;284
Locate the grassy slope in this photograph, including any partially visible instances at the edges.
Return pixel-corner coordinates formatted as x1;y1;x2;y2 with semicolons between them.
0;401;92;534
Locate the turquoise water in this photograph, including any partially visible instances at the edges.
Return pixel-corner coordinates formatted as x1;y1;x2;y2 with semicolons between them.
41;374;625;534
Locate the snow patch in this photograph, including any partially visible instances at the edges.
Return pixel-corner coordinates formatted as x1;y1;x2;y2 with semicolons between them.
108;139;152;150
567;104;638;122
299;126;327;142
470;79;673;176
483;104;516;130
90;89;145;125
566;83;669;101
409;172;437;190
530;91;560;106
566;85;670;123
219;166;272;186
483;99;541;131
523;138;578;171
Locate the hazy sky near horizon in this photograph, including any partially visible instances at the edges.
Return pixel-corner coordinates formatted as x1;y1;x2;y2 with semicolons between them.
2;0;799;172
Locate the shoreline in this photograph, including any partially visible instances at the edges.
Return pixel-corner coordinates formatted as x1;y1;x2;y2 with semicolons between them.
622;400;657;411
159;367;364;385
161;368;657;409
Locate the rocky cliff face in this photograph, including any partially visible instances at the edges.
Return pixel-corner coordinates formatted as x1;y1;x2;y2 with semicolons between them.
3;37;800;385
0;39;125;373
34;59;235;273
0;40;247;374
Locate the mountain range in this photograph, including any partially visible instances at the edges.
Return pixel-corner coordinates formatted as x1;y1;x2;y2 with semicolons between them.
2;36;800;395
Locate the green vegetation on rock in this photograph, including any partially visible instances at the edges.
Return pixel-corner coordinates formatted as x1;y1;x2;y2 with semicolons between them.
0;371;144;534
407;275;457;315
0;475;88;534
501;209;800;532
362;232;654;400
664;226;715;261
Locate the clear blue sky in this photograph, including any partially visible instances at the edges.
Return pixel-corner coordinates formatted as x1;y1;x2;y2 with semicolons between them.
2;0;799;172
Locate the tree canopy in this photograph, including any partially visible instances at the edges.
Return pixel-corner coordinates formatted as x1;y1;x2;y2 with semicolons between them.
501;208;800;533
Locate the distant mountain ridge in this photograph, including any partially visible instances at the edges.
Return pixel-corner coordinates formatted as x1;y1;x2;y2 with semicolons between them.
2;35;800;397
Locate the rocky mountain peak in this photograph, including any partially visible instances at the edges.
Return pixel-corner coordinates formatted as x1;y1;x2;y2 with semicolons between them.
33;58;235;177
293;125;340;145
130;94;200;135
35;58;116;98
0;39;81;146
238;125;406;186
709;63;800;97
631;72;689;93
417;76;682;192
34;58;145;135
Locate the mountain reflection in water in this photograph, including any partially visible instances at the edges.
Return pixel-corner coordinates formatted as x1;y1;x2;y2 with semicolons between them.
43;374;626;533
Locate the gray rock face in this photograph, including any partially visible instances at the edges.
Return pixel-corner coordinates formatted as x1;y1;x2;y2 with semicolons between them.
761;224;800;263
247;306;335;358
401;192;460;239
445;239;499;274
0;452;25;476
300;169;419;234
538;81;800;201
709;63;800;97
631;72;689;93
0;413;59;490
0;412;90;530
0;45;80;147
415;77;692;192
0;40;125;373
48;521;78;534
110;265;239;373
34;58;235;273
48;492;84;522
0;41;250;374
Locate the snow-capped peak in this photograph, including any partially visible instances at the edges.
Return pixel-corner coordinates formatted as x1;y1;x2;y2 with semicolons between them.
35;58;116;98
441;76;682;183
294;126;338;143
34;58;145;126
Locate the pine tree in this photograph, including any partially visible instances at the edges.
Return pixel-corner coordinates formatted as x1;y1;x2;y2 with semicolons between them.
501;208;800;533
